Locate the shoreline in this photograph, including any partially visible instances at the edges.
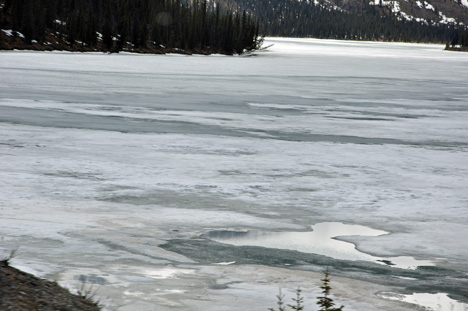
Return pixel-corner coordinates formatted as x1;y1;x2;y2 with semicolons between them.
0;261;102;311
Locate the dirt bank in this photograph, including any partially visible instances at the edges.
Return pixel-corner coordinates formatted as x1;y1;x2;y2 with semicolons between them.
0;261;101;311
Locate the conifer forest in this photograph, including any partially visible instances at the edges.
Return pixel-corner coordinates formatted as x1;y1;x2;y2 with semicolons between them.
0;0;262;54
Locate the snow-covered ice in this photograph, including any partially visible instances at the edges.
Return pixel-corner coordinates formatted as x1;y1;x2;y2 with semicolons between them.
381;292;468;311
1;38;468;311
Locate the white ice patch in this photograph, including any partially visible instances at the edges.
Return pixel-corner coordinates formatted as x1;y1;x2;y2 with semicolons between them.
214;261;236;265
381;292;468;311
144;267;195;279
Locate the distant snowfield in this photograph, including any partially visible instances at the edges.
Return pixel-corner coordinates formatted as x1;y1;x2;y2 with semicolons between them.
1;38;468;311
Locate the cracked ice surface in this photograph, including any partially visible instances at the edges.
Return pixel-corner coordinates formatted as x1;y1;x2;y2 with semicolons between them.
1;38;468;311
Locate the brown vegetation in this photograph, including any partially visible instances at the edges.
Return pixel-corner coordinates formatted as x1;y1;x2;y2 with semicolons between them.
0;261;102;311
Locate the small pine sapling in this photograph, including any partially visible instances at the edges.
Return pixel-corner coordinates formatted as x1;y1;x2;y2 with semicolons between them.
269;288;287;311
316;269;344;311
288;287;304;311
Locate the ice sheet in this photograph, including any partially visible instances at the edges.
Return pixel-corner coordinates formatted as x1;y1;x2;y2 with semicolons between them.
1;38;468;310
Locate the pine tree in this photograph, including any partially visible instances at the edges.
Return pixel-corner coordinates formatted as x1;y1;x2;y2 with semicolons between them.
288;288;304;311
316;269;344;311
101;2;113;51
463;31;468;47
268;289;287;311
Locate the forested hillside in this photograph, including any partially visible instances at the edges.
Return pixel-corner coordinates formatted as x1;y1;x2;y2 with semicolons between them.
0;0;262;54
224;0;465;43
1;0;467;52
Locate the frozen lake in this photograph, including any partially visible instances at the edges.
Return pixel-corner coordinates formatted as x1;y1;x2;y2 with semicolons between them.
1;38;468;311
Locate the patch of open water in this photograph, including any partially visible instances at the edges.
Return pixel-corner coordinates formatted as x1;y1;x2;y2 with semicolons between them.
205;222;434;270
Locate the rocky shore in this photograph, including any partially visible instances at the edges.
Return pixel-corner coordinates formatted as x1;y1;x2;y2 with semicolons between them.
0;261;102;311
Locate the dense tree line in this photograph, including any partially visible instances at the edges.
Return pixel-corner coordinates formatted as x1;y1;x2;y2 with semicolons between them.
448;29;468;48
224;0;460;43
0;0;262;54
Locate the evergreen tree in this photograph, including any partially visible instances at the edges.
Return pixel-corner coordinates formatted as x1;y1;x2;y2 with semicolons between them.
21;0;34;43
268;289;287;311
101;1;114;51
463;31;468;47
451;31;460;47
268;271;344;311
316;270;344;311
288;288;304;311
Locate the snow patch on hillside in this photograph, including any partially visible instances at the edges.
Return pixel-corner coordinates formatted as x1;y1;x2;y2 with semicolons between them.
439;11;457;24
398;11;429;23
373;1;428;24
371;0;462;25
1;29;13;36
371;0;402;13
415;0;435;10
1;29;25;38
423;1;435;10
